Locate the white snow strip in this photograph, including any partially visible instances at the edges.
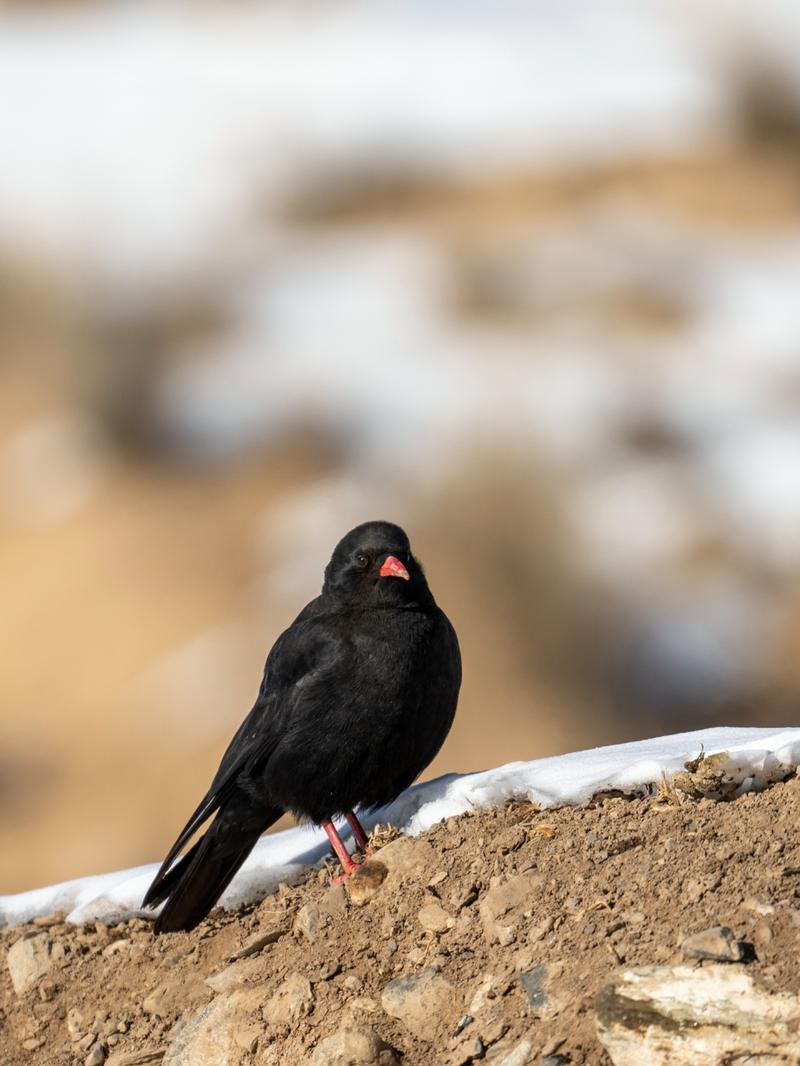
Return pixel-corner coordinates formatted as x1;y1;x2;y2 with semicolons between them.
2;726;799;928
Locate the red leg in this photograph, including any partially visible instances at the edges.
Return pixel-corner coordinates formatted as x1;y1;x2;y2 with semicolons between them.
322;819;358;879
346;810;370;853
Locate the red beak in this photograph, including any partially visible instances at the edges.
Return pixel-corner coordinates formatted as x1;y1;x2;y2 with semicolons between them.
379;555;410;581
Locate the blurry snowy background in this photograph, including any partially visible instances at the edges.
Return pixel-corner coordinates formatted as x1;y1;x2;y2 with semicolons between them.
3;0;800;892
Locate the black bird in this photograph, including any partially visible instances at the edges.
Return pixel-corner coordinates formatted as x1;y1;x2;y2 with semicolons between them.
143;520;461;932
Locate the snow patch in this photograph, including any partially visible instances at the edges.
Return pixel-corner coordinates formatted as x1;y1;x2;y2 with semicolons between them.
2;726;799;927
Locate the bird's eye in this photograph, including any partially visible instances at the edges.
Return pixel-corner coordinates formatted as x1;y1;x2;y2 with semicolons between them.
354;552;369;570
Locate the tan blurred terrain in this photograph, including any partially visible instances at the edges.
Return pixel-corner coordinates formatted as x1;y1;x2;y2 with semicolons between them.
3;1;800;894
3;143;800;893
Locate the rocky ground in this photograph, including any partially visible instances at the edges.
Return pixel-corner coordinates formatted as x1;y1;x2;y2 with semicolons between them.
4;769;800;1066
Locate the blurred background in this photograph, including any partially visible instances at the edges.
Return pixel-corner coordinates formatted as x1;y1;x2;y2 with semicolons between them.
3;0;800;893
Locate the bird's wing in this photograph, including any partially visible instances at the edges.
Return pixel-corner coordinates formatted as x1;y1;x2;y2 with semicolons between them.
146;607;343;890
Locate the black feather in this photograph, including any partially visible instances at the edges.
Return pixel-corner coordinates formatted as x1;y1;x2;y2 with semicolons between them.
143;520;461;931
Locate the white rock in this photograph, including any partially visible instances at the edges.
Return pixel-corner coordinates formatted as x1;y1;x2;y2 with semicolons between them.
596;965;800;1065
6;933;54;995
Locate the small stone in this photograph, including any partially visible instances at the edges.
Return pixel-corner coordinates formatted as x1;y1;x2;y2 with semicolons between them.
234;1026;261;1054
685;875;721;904
375;836;436;888
418;903;452;935
481;1017;508;1045
68;1006;86;1041
451;884;479;911
491;1040;533;1066
742;898;775;917
451;1015;473;1037
518;966;549;1015
39;978;58;1001
229;924;288;960
381;967;455;1040
346;862;388;906
205;955;263;993
22;1038;45;1051
316;959;343;982
754;920;773;948
163;989;263;1065
85;1044;106;1066
681;926;746;963
307;1025;399;1065
32;912;66;927
103;939;131;957
105;1049;166;1066
143;984;170;1017
528;916;554;943
469;974;500;1014
264;972;314;1027
295;887;347;940
479;872;543;945
7;934;54;995
428;870;448;888
343;997;378;1022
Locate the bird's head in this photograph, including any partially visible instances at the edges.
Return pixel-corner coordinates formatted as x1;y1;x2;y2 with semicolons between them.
323;521;432;607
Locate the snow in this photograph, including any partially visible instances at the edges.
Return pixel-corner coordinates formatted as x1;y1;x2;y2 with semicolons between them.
3;726;800;928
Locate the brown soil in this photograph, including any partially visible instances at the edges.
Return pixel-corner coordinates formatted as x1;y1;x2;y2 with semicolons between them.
4;773;800;1065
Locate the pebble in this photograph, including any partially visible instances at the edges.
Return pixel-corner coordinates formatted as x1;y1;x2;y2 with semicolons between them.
491;1040;534;1066
375;836;436;888
518;966;549;1015
451;1015;474;1037
205;955;263;993
450;884;479;911
162;989;264;1065
263;972;314;1027
418;903;453;934
67;1006;86;1040
681;926;746;963
85;1044;106;1066
102;939;131;957
743;898;775;917
346;861;388;906
6;934;55;995
142;984;170;1018
754;920;773;948
479;871;543;945
381;967;455;1040
228;924;287;961
295;886;347;940
469;974;500;1014
105;1047;168;1065
308;1025;398;1065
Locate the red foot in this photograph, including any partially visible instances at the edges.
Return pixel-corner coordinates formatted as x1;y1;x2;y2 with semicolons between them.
323;819;359;882
346;810;370;853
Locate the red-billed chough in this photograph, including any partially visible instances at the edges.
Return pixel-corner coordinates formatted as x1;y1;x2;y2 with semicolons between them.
142;520;461;932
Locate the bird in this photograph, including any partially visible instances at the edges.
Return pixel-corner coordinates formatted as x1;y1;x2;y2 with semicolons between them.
142;520;461;933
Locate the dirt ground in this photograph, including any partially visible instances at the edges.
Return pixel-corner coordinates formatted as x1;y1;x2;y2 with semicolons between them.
3;770;800;1065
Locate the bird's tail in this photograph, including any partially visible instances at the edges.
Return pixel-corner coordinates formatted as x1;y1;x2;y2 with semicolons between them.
143;803;281;933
